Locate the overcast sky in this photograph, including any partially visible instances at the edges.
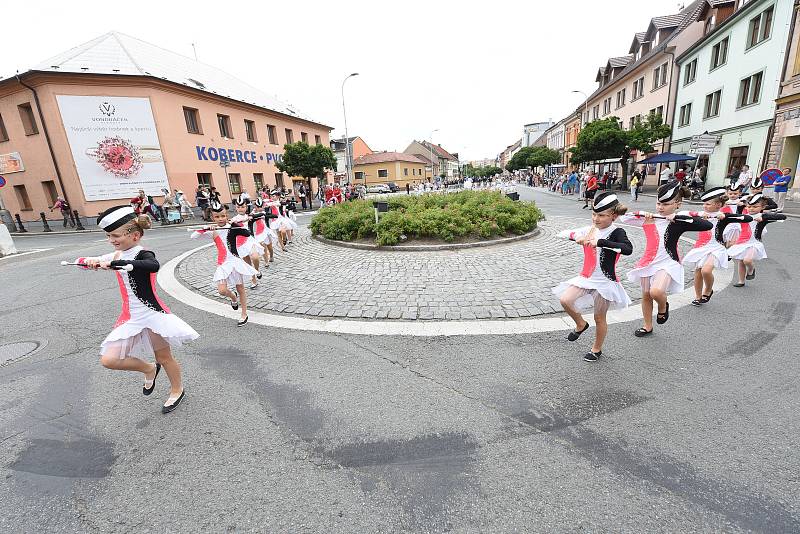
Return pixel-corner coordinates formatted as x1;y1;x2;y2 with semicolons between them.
3;0;685;161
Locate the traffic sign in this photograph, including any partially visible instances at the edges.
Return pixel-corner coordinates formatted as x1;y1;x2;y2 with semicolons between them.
689;147;714;155
691;133;720;143
759;168;782;186
0;175;5;188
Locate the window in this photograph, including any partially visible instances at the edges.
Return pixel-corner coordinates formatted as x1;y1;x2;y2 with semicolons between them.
678;103;692;127
0;113;8;142
244;120;257;142
217;114;232;138
684;59;697;85
632;77;645;100
649;106;664;119
267;125;278;144
275;173;285;188
738;71;764;107
748;6;774;48
253;173;264;190
183;107;201;134
285;128;294;143
301;132;308;143
354;171;365;180
42;180;58;206
18;103;38;135
228;172;241;195
404;168;409;176
592;105;599;120
315;135;321;145
628;114;642;129
602;97;612;116
652;62;668;89
710;37;729;70
14;184;32;210
704;90;722;118
728;145;749;175
197;173;212;187
378;169;389;178
615;88;626;109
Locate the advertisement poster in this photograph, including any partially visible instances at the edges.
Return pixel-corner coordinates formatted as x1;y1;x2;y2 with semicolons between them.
56;95;169;201
0;152;24;174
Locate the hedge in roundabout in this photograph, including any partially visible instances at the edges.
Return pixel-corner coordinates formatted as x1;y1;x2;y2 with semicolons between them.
310;190;544;246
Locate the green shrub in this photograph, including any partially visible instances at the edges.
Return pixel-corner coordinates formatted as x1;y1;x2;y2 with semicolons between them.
310;191;543;245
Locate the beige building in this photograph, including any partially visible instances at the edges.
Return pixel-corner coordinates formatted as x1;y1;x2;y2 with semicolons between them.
353;152;426;188
0;32;331;224
583;2;705;180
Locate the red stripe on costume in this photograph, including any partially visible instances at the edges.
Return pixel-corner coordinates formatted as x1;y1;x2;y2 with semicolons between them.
113;272;131;327
736;222;753;244
721;205;733;214
580;245;597;278
636;223;659;268
236;235;249;250
213;235;227;265
150;272;171;313
77;257;90;269
569;231;575;240
255;219;266;234
693;230;711;248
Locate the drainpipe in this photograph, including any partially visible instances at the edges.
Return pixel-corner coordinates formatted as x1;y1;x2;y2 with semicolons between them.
15;74;74;220
659;45;679;180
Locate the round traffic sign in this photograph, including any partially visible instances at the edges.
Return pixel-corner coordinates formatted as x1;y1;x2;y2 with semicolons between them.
759;168;782;186
0;175;6;188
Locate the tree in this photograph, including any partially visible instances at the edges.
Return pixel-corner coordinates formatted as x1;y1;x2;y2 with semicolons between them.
506;146;562;172
569;113;671;188
276;142;337;206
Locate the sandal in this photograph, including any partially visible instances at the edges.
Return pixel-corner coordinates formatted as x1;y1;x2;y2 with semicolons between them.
634;327;653;337
656;302;670;325
143;363;161;396
162;390;185;414
699;290;714;303
567;322;590;342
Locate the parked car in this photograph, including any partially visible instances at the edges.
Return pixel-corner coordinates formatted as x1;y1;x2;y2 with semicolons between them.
367;184;391;194
386;182;400;193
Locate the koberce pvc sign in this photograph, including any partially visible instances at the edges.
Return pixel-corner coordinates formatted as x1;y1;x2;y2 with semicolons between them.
195;146;283;164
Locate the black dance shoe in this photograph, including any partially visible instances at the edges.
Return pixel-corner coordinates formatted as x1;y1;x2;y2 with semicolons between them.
584;351;602;362
567;322;590;341
237;316;249;327
143;363;161;396
656;302;669;324
162;390;185;414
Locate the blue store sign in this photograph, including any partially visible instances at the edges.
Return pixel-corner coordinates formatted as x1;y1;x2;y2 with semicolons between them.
195;146;283;165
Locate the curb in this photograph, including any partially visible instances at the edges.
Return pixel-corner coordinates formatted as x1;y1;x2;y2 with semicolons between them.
312;227;541;251
159;242;732;337
9;219;206;236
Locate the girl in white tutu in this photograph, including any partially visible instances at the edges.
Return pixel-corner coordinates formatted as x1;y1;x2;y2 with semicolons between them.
249;197;279;263
191;201;257;326
725;193;787;287
621;181;712;337
77;206;198;413
553;192;633;362
266;193;288;252
230;196;265;289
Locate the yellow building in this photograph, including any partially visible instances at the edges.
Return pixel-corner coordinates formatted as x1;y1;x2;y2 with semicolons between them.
353;152;426;188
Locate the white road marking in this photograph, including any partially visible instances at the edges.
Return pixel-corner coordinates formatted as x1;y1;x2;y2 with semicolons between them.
0;248;53;261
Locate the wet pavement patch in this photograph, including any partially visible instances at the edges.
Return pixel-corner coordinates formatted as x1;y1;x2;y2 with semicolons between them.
10;438;116;478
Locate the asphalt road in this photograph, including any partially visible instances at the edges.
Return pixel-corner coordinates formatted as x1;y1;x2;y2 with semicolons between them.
1;191;798;533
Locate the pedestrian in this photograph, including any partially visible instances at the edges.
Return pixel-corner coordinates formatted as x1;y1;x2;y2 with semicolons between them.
674;167;687;183
230;196;264;289
659;165;672;185
131;189;147;215
298;183;308;210
76;206;197;413
583;171;598;209
406;182;411;195
175;189;194;219
629;173;639;202
195;187;210;221
622;181;712;336
773;167;792;212
726;194;787;286
553;192;633;362
50;196;75;228
736;164;753;193
190;201;256;326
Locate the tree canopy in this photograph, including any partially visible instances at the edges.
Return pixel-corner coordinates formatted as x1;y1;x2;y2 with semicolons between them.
464;165;503;178
506;146;562;172
276;142;337;179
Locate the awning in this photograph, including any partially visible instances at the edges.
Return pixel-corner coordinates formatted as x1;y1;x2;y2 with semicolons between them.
594;158;622;164
637;152;697;164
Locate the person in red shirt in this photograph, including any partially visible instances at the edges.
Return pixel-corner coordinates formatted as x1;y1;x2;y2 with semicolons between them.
130;190;146;215
674;167;687;183
583;172;599;209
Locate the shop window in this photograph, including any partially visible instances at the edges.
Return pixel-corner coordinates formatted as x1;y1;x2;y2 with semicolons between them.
737;71;763;108
42;180;58;206
284;128;294;144
275;173;285;188
245;119;257;142
0;113;8;142
301;132;308;143
267;125;278;144
197;173;212;188
217;114;233;138
14;184;32;210
18;103;38;135
228;173;241;195
747;6;773;49
253;172;264;191
183;107;201;134
315;135;321;145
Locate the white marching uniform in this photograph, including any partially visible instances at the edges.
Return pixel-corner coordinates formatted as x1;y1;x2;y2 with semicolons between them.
621;214;684;295
191;227;258;286
552;225;632;311
229;214;265;257
78;246;199;359
251;212;279;246
682;211;729;270
725;218;767;261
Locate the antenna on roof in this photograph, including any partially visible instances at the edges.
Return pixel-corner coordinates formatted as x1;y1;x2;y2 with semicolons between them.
191;43;198;61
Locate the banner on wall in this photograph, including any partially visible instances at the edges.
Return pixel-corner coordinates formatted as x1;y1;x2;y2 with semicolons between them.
56;95;169;201
0;152;24;174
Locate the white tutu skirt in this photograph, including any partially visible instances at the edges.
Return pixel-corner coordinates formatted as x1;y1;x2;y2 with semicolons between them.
683;244;729;270
276;215;298;231
552;276;632;311
213;259;258;286
100;315;198;359
727;241;767;261
237;237;264;257
626;258;684;295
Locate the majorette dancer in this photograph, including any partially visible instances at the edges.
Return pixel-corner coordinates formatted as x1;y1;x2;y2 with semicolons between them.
265;192;287;252
230;195;265;289
725;193;787;287
67;206;198;413
273;190;299;245
681;187;752;306
249;197;279;263
622;181;713;337
190;201;257;326
553;192;633;362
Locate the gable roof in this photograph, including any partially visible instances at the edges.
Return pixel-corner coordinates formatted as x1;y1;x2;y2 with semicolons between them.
10;31;325;126
354;152;425;165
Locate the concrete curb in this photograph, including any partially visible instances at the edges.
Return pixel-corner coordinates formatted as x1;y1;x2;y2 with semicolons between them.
159;242;732;336
312;227;541;251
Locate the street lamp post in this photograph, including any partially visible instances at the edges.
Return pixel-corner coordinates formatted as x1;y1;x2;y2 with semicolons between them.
429;128;439;181
341;73;359;188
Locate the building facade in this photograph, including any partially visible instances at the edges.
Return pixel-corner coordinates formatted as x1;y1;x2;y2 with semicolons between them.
353;152;426;188
0;32;331;221
404;140;459;179
671;0;793;187
330;136;372;182
522;121;553;147
563;110;582;170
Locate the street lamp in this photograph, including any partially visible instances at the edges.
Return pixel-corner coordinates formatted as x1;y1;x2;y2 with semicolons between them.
571;90;589;126
341;73;359;187
429;128;439;181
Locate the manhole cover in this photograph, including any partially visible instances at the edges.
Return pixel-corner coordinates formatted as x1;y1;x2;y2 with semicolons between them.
0;341;42;365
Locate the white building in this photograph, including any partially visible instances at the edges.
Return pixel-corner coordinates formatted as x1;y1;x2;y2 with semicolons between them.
523;121;553;147
670;0;793;187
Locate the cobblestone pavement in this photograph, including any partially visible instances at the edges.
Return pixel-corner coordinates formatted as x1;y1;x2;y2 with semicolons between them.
177;211;694;321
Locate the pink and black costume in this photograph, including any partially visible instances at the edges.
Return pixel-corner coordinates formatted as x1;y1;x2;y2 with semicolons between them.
726;194;786;261
191;225;259;286
682;187;743;270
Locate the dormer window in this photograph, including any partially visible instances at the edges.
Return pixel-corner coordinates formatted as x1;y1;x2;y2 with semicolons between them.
653;31;661;47
705;14;717;35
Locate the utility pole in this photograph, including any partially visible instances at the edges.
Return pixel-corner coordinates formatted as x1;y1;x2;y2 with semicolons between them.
341;73;359;186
